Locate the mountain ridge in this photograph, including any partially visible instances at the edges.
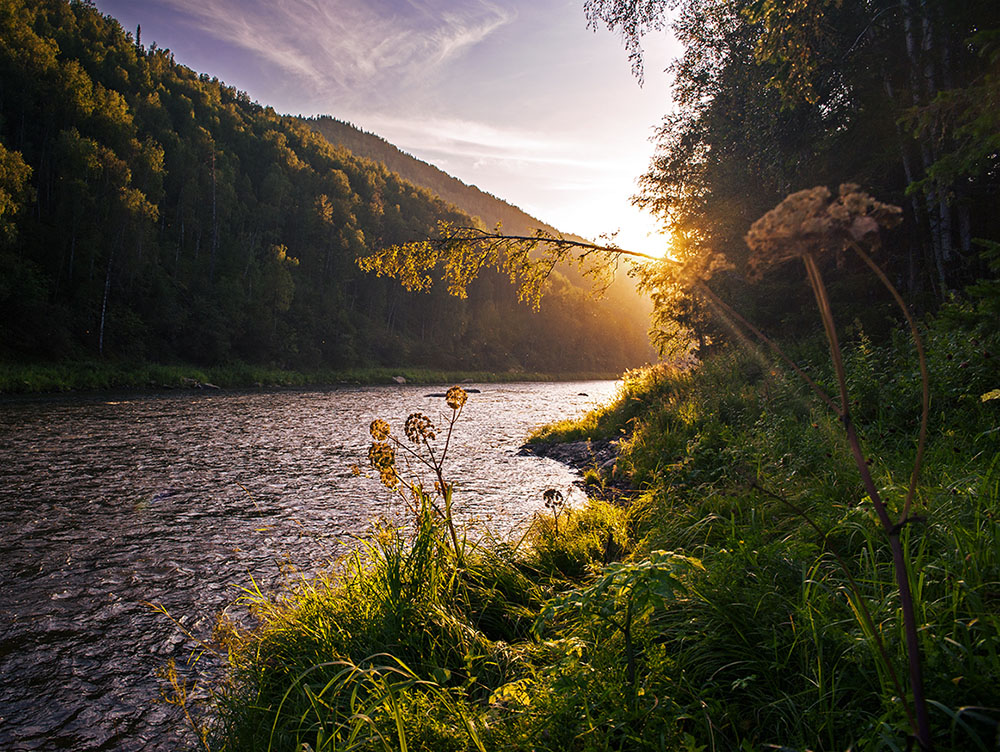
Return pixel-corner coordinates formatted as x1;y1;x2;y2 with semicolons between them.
306;116;567;238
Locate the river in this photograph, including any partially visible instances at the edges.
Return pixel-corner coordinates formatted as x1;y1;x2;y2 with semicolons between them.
0;380;618;751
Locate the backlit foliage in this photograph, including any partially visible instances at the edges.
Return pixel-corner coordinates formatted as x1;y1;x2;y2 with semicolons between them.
359;222;623;310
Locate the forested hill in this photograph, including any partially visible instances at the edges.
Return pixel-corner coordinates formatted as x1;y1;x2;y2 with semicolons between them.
305;117;648;319
0;0;653;373
308;117;559;238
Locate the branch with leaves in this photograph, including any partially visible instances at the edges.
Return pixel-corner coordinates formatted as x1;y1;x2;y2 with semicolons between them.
358;222;660;310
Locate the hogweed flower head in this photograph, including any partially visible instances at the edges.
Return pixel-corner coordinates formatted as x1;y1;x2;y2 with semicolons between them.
367;441;398;489
745;184;902;281
446;385;468;410
543;488;565;513
404;412;436;443
369;418;391;442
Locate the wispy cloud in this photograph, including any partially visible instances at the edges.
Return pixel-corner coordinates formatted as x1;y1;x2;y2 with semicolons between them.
362;115;630;173
358;113;663;247
157;0;515;99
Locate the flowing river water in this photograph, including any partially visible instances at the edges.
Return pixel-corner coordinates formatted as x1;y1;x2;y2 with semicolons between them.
0;381;619;751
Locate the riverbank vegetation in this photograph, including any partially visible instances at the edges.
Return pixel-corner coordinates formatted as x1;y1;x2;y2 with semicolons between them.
0;360;620;395
198;291;999;749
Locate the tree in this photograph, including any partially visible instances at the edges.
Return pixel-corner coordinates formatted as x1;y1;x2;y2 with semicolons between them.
0;141;33;242
587;0;1000;303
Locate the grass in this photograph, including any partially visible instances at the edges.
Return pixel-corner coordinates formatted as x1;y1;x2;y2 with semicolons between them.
181;300;1000;751
526;362;685;444
0;360;622;395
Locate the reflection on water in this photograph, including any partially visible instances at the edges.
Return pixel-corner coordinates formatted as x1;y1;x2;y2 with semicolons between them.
0;381;617;750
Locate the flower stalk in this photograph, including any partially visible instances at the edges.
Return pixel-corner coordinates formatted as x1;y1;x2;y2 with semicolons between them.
741;185;932;750
366;386;470;567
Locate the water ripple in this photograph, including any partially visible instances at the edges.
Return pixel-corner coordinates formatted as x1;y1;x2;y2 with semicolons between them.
0;381;617;750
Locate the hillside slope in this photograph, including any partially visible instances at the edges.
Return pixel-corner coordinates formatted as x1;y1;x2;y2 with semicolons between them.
308;117;559;237
0;0;653;373
308;116;652;335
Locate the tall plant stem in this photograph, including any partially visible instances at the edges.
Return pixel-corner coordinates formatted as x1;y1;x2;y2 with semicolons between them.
848;241;929;523
435;408;465;566
438;480;464;567
747;479;912;728
801;252;933;751
697;267;929;744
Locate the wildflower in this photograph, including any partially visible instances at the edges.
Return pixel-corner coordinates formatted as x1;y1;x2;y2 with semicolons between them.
445;385;468;410
745;184;902;280
369;418;391;441
404;412;436;443
368;441;399;488
379;468;399;490
543;488;565;512
367;441;396;476
349;464;361;476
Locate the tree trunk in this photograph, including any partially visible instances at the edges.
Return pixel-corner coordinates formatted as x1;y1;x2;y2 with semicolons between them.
210;150;218;282
902;0;948;292
98;253;112;357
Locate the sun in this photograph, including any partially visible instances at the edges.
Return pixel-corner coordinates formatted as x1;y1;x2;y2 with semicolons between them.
611;222;674;261
546;189;674;261
593;202;674;261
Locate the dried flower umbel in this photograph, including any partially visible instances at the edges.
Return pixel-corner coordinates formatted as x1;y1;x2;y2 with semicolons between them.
369;418;391;442
446;385;468;410
360;387;472;565
404;412;436;443
745;184;902;280
542;488;564;509
542;488;567;534
367;441;398;489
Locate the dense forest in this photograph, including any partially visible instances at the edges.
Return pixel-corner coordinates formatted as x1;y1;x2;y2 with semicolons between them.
0;0;653;375
583;0;1000;351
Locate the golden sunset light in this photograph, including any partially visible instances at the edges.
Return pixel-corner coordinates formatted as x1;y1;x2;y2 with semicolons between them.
2;2;996;750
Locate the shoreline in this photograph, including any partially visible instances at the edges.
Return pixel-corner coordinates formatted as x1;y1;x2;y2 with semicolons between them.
0;360;625;397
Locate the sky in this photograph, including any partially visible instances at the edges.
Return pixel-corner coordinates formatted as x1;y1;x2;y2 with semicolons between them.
92;0;681;257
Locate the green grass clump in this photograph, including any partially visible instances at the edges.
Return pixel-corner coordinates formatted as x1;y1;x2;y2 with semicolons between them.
211;504;545;751
527;363;687;444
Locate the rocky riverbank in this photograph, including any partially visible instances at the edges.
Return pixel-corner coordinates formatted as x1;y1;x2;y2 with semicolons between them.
519;438;636;504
